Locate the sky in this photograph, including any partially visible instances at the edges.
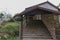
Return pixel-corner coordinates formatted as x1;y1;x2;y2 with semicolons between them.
0;0;60;16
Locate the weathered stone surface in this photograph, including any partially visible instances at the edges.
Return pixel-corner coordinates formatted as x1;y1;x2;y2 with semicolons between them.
41;14;56;39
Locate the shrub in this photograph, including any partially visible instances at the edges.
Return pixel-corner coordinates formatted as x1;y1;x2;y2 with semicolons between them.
0;22;19;36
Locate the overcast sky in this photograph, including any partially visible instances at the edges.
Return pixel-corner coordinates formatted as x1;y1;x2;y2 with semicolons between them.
0;0;60;16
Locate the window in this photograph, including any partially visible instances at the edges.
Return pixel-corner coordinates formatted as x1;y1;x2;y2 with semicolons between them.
33;15;41;20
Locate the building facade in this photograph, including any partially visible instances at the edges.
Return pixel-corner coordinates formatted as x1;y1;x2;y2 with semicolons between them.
15;1;60;40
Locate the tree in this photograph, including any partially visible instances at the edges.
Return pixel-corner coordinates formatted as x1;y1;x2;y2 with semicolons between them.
0;13;4;21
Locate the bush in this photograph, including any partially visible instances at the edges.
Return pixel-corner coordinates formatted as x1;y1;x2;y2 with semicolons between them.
0;22;19;37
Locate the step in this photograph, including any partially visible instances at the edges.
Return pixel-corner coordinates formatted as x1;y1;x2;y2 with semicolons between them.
23;36;52;39
23;38;53;40
23;34;52;39
23;29;50;36
24;20;52;39
23;34;50;36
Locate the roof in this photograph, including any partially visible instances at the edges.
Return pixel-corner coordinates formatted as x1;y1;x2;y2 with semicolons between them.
15;1;60;17
25;1;59;11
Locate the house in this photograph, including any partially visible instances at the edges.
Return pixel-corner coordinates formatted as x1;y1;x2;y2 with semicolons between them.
15;1;60;40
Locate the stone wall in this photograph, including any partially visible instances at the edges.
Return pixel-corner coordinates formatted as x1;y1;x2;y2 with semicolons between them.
41;14;58;40
54;15;59;40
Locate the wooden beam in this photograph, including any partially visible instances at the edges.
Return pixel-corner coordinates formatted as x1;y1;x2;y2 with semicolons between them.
19;15;23;40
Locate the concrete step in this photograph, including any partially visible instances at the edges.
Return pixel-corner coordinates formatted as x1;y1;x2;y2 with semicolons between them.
23;38;53;40
23;33;50;35
23;36;52;39
23;20;52;39
23;34;52;39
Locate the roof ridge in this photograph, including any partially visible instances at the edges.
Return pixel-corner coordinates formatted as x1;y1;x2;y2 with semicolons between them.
26;1;59;10
25;1;47;9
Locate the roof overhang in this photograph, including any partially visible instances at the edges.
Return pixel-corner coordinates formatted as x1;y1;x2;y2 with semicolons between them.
19;7;60;15
14;1;60;17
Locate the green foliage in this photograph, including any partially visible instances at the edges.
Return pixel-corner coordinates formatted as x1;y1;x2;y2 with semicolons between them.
0;13;4;18
5;22;19;31
0;35;14;40
0;22;19;36
6;35;14;40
